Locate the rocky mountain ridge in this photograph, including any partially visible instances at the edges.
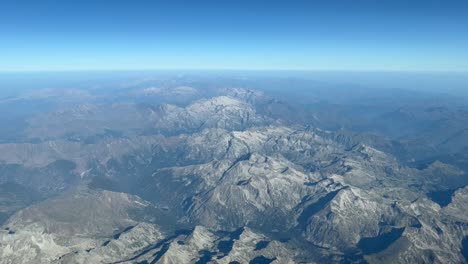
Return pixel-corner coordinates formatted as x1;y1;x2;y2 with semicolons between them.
0;86;466;263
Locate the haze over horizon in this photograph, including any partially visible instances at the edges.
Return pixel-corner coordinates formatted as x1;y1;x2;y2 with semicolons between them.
1;1;468;263
1;0;468;72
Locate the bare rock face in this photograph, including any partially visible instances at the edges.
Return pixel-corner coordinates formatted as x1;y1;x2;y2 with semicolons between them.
0;84;467;264
0;188;166;264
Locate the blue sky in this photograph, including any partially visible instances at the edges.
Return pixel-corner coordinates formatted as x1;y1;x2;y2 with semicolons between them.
1;0;468;71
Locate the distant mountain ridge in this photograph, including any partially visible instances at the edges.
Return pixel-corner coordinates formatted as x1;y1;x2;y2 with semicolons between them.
0;82;466;263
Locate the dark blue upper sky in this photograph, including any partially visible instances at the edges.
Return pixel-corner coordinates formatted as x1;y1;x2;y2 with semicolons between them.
1;0;468;71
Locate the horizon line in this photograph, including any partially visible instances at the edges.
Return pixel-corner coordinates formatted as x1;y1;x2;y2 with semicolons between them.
1;68;468;74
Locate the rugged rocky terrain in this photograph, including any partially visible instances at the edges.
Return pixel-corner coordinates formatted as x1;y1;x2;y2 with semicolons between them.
0;77;467;263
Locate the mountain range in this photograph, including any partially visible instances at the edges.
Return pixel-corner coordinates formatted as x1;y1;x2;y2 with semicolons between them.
0;75;467;263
